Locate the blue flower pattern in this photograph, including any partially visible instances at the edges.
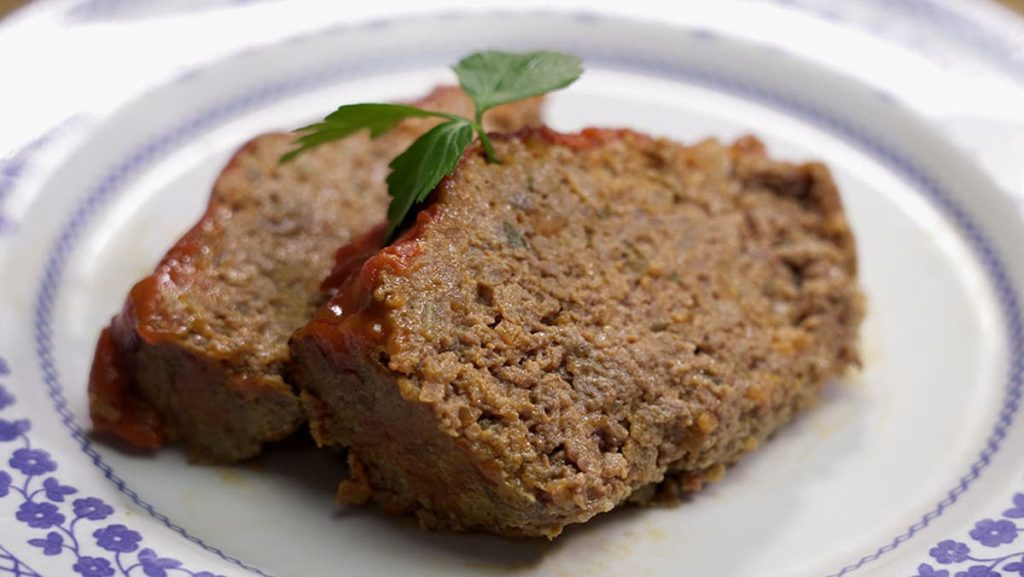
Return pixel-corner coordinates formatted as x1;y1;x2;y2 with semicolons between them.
916;564;951;577
0;420;29;442
27;532;63;556
1005;561;1024;576
43;476;77;502
0;356;224;576
932;540;972;564
914;492;1024;576
74;556;116;577
94;525;142;554
1005;495;1024;520
955;566;1001;577
138;548;184;577
9;449;57;477
16;501;65;529
74;496;114;521
971;520;1020;548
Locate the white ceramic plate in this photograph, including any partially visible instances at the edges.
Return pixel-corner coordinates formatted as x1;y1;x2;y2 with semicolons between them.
1;11;1023;577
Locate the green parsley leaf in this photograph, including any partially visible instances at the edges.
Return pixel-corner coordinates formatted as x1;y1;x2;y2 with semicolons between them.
384;119;474;238
279;103;457;163
280;49;583;240
453;50;583;116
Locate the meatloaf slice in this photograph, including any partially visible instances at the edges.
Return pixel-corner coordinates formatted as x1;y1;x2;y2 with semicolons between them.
290;127;864;537
88;87;544;463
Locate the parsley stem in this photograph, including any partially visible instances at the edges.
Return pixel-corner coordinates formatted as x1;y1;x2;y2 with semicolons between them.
477;129;498;164
473;109;498;163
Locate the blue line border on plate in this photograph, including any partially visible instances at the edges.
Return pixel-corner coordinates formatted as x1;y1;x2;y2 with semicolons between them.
876;0;1024;81
773;0;1024;82
0;544;41;577
0;116;84;235
26;11;1024;577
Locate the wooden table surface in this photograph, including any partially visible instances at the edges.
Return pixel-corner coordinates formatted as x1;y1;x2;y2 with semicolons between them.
2;0;1024;18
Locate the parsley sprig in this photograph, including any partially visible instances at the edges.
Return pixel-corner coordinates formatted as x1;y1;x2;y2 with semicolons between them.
281;50;583;239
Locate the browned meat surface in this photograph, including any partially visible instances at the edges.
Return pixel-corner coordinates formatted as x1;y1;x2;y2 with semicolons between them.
291;127;864;537
88;87;544;463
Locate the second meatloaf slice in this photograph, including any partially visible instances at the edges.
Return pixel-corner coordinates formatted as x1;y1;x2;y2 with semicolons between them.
88;87;543;463
291;127;864;537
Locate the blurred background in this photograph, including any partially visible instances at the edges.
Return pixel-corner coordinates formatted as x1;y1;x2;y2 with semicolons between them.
3;0;1022;18
9;0;1024;22
1;0;1023;194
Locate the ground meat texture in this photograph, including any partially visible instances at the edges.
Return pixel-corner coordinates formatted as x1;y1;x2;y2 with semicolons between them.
87;87;544;464
290;127;864;538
